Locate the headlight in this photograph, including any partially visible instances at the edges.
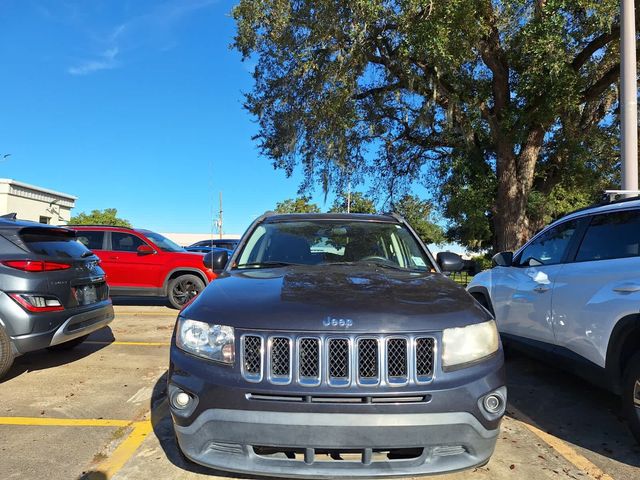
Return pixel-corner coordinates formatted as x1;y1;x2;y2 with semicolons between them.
176;318;235;364
442;320;499;370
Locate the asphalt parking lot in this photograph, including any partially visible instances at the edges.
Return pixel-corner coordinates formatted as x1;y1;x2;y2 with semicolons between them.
1;305;638;480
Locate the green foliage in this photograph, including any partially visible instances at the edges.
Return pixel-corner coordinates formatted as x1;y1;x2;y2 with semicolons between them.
70;208;131;227
233;0;624;251
392;194;445;245
274;197;321;213
330;192;376;214
471;254;493;272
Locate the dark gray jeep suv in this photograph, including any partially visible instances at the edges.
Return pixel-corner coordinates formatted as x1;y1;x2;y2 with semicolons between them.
0;217;114;379
169;213;505;477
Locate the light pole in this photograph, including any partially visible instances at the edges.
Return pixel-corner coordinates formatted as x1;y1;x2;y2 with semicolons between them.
620;0;638;193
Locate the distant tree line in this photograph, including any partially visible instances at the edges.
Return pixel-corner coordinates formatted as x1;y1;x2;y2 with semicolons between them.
274;193;445;245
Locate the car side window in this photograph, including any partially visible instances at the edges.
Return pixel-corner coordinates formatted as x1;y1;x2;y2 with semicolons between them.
515;220;577;267
76;231;105;250
575;210;640;262
111;232;146;252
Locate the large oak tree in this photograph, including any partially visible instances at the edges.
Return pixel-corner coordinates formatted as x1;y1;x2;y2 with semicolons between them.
234;0;633;251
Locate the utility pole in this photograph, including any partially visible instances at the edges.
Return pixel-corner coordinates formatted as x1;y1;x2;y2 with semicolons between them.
347;181;351;213
621;0;638;193
218;191;223;239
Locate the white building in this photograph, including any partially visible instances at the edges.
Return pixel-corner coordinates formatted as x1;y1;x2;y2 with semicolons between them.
0;179;77;225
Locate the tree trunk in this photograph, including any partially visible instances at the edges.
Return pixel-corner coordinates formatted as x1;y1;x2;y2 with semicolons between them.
493;127;545;252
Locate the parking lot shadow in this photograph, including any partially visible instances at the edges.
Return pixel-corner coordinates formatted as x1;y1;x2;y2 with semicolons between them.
2;327;114;383
505;351;640;468
112;296;173;308
150;371;272;479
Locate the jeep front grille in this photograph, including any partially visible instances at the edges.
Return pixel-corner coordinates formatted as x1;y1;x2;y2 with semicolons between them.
240;333;436;386
298;338;320;385
269;337;291;382
358;338;379;382
242;335;262;381
415;337;435;379
386;338;408;383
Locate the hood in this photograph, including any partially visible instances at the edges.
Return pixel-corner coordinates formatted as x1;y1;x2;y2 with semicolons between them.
183;264;491;333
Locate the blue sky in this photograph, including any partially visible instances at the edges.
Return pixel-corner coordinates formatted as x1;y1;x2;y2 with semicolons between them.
0;0;343;235
0;0;457;254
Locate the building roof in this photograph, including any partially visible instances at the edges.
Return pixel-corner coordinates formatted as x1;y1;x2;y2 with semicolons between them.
0;178;77;201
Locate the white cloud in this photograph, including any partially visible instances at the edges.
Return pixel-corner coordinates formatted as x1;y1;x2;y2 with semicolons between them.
66;0;217;76
68;47;119;76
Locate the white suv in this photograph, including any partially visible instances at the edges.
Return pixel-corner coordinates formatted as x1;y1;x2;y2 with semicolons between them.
467;198;640;443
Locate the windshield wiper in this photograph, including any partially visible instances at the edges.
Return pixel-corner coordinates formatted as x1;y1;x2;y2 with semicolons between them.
321;260;408;271
236;261;300;269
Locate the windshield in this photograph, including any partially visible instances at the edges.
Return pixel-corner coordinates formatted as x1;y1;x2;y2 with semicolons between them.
235;220;434;271
139;230;185;253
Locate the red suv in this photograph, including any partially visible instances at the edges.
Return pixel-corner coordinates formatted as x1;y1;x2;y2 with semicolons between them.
72;226;216;308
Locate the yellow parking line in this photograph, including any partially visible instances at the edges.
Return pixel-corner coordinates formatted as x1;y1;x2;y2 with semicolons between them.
509;407;615;480
97;420;153;479
85;341;170;346
0;416;131;427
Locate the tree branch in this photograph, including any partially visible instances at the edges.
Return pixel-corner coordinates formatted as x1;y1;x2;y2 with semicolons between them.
571;28;619;71
582;64;620;102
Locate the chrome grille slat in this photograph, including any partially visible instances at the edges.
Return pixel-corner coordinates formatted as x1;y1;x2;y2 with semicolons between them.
357;338;379;382
386;338;408;383
298;338;320;385
241;335;263;382
328;339;350;380
415;337;435;380
270;337;291;382
240;333;435;386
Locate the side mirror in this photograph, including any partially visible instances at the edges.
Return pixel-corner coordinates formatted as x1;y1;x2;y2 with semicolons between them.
137;244;156;255
203;250;229;272
491;251;513;267
436;252;464;273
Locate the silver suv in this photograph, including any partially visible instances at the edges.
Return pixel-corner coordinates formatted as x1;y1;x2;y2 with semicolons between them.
0;217;114;380
467;199;640;443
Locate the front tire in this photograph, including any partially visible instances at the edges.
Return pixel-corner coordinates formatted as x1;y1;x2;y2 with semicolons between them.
168;275;205;309
0;326;15;380
623;351;640;444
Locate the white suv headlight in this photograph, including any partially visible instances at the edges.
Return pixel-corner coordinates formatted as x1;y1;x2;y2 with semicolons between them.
176;318;235;364
442;320;499;370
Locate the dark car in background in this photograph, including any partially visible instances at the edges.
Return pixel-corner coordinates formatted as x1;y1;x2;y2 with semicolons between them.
0;217;114;380
186;238;239;253
169;213;506;478
71;226;216;309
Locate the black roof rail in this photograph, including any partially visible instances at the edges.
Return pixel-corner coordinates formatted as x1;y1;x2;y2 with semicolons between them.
0;213;17;220
382;211;405;222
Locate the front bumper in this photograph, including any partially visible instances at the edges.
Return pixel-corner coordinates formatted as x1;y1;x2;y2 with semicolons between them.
169;344;505;478
10;300;114;354
174;408;499;478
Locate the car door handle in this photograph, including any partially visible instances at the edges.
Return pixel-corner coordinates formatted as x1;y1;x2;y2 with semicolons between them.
533;285;550;293
107;255;119;261
613;285;640;293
